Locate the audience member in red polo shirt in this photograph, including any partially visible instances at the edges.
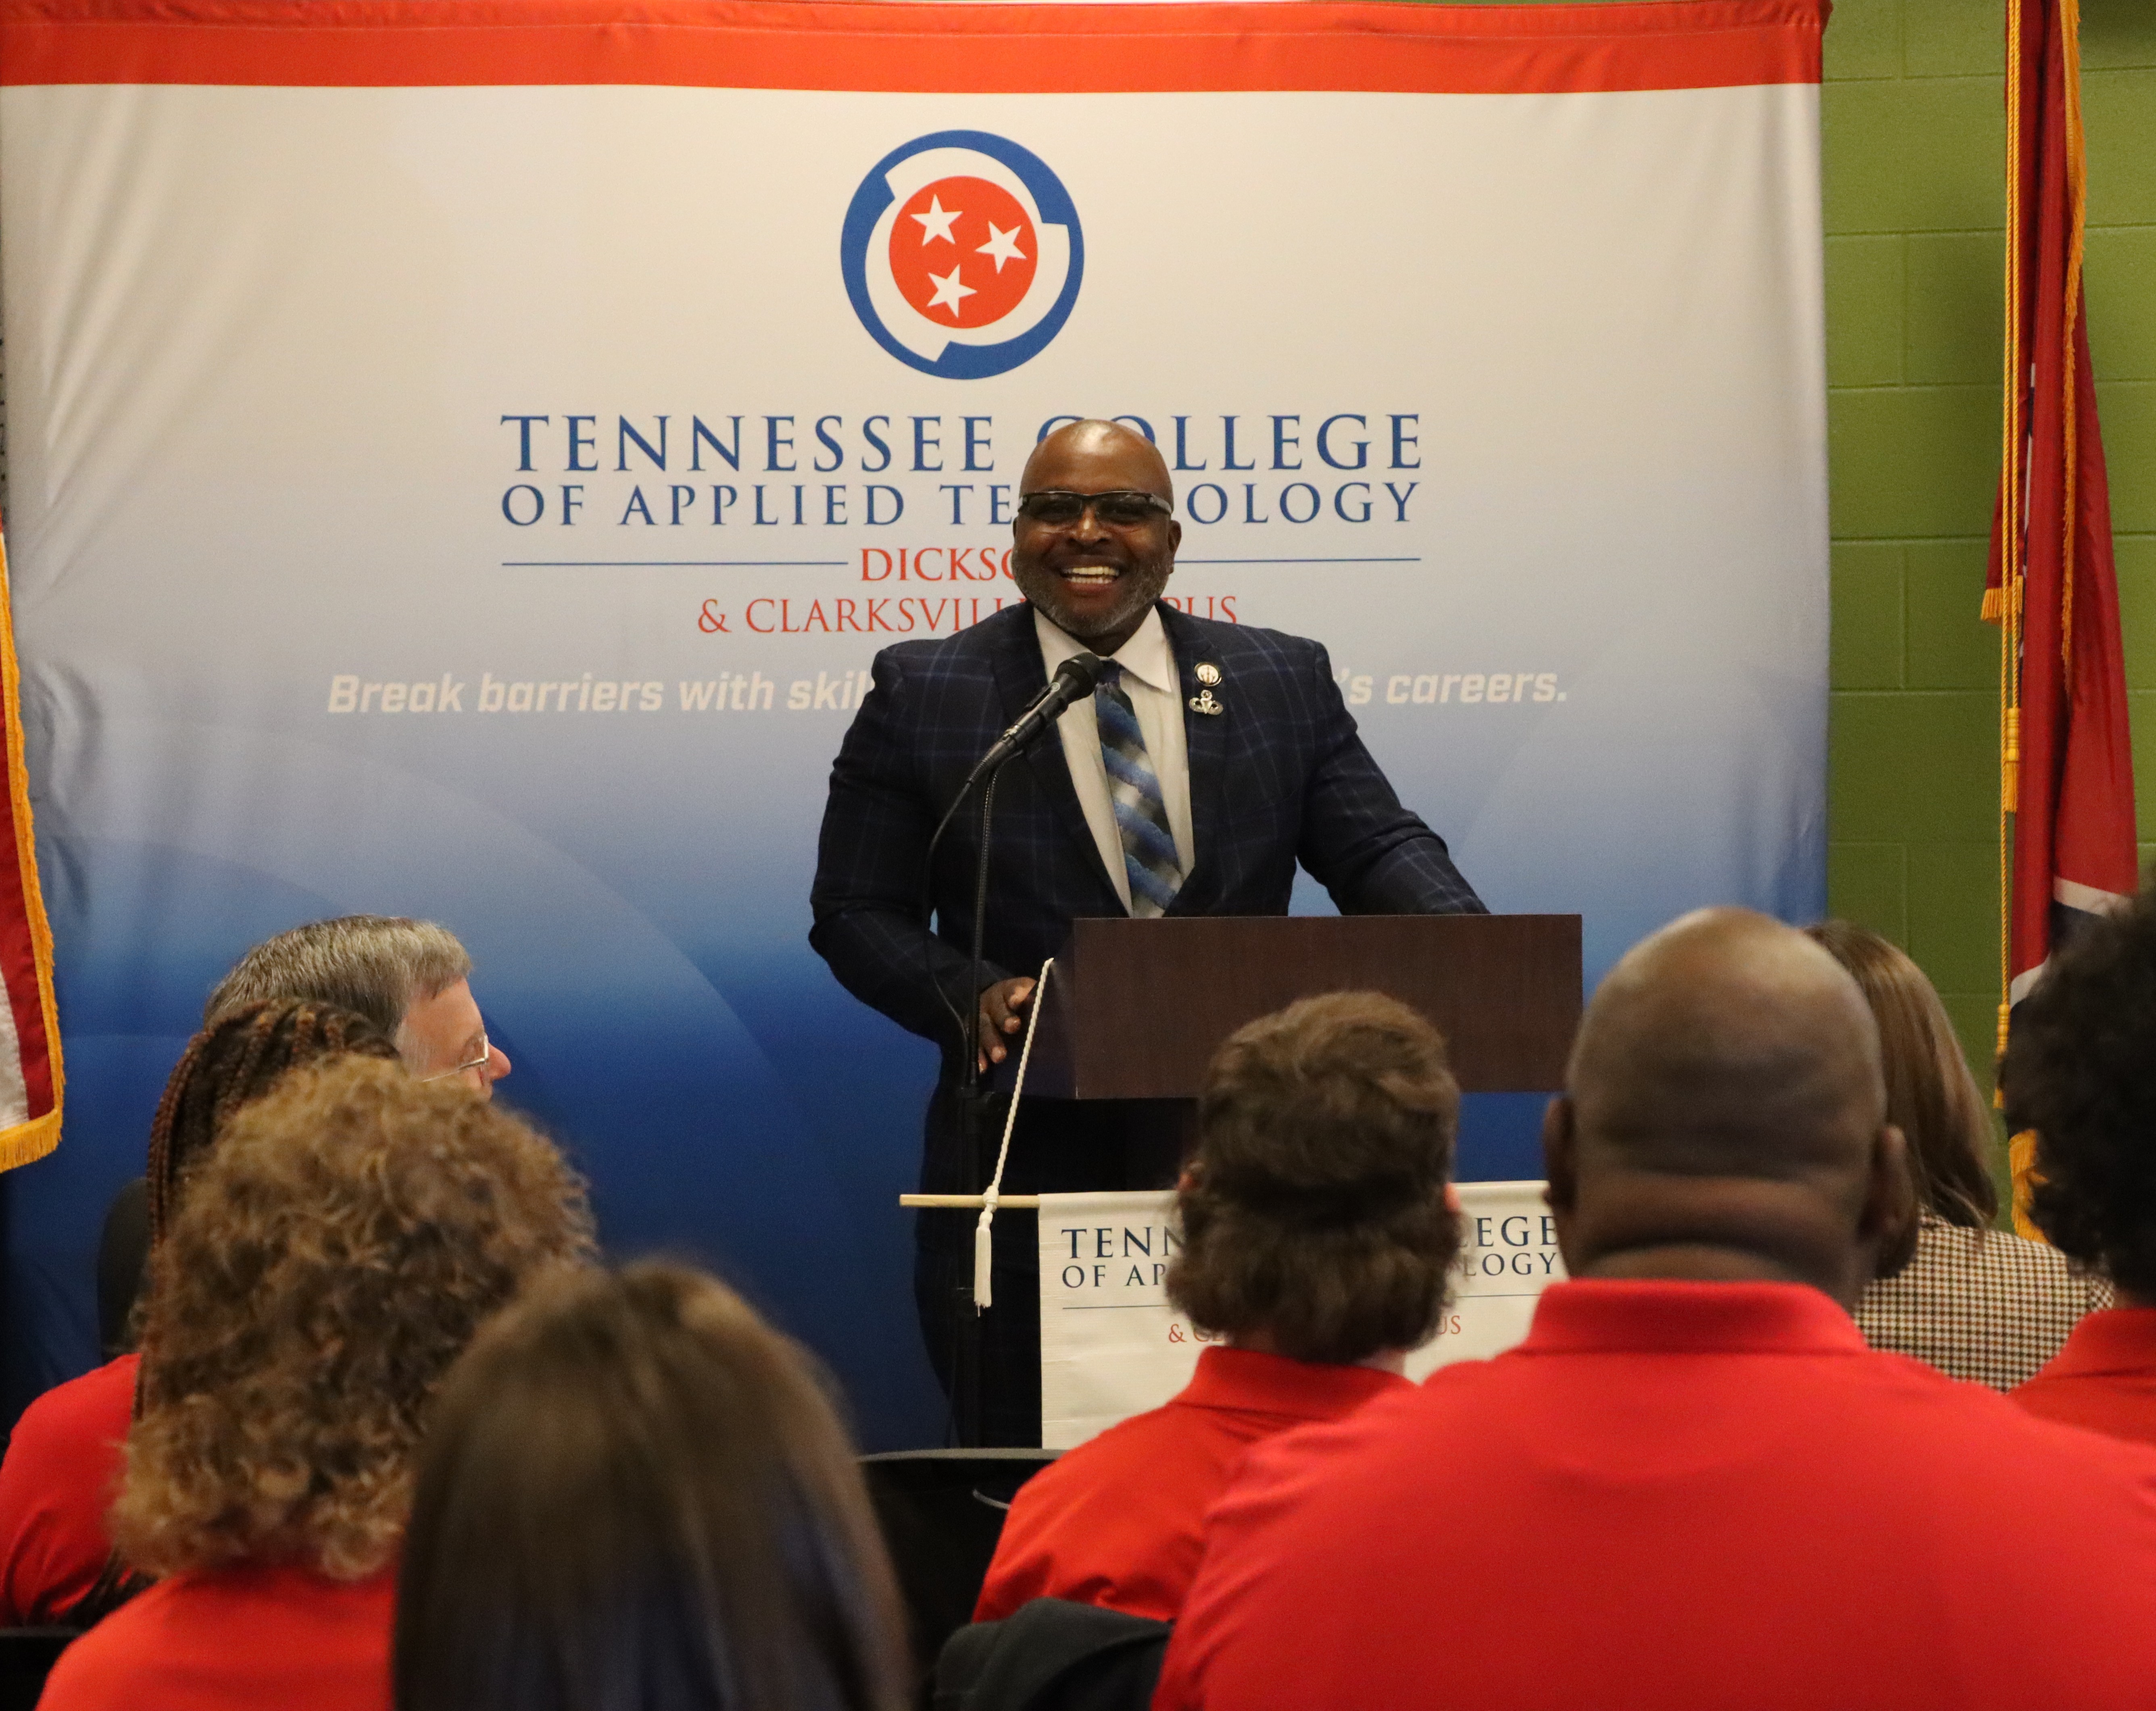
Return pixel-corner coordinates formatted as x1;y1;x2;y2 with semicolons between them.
980;991;1458;1621
0;1353;138;1623
0;1000;399;1628
2017;1310;2156;1444
40;1059;592;1711
48;1564;397;1711
2005;882;2156;1446
1157;909;2156;1711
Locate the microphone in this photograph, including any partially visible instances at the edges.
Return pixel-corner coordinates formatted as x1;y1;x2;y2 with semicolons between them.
972;652;1107;779
924;652;1107;891
921;649;1109;996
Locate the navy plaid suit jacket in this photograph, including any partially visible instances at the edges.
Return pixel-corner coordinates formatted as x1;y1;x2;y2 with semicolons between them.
811;595;1483;1053
809;601;1484;1060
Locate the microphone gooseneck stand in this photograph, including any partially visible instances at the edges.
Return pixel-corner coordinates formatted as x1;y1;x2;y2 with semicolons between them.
919;652;1104;1446
951;768;1001;1448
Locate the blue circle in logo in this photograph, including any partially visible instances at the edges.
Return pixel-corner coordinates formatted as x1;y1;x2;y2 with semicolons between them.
840;130;1084;380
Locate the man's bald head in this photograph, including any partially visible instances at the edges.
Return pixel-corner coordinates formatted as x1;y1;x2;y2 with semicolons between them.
1546;909;1915;1304
1020;419;1174;500
1572;908;1887;1176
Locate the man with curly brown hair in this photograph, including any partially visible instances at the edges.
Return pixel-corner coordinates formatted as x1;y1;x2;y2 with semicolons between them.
2010;878;2156;1443
976;991;1461;1624
38;1058;593;1711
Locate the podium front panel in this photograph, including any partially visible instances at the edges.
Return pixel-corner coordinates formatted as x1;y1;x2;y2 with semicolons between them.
1025;913;1580;1100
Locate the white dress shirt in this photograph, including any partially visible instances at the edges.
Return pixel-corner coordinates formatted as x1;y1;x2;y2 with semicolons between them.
1034;607;1196;914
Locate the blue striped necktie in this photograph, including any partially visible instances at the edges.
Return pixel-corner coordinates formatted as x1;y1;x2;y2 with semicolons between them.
1091;659;1183;918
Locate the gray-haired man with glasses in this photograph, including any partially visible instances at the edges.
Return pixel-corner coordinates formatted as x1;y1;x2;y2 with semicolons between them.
811;418;1481;1444
206;914;511;1098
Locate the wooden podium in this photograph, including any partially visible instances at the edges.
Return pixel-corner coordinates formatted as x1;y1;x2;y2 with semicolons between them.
913;914;1582;1446
1021;913;1583;1100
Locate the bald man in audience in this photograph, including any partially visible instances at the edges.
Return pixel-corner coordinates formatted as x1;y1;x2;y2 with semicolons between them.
1154;908;2156;1711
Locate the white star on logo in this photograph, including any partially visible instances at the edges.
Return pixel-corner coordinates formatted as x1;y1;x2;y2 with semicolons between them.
925;265;977;319
976;221;1028;273
911;195;961;246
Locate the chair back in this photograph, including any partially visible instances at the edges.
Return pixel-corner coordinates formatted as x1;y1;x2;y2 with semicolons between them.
935;1599;1170;1711
0;1627;78;1711
859;1449;1057;1698
97;1177;150;1361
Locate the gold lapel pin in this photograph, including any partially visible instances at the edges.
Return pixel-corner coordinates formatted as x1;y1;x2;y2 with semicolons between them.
1195;663;1222;685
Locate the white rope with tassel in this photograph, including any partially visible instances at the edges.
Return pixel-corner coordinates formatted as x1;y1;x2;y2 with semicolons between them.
974;956;1053;1312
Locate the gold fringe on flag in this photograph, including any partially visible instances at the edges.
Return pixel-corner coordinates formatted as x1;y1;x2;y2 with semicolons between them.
2008;1130;2043;1240
0;535;64;1171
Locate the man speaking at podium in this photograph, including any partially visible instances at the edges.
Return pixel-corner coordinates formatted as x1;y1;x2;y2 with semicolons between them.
810;419;1483;1443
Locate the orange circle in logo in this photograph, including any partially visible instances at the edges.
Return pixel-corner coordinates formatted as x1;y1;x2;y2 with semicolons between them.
888;175;1038;329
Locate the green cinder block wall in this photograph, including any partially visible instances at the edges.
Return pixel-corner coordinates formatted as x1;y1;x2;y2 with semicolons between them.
1823;0;2156;1112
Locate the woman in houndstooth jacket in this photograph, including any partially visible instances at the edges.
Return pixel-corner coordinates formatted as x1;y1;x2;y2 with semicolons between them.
1807;920;2108;1390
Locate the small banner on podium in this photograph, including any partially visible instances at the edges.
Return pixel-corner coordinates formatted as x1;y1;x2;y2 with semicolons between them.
1038;1181;1564;1450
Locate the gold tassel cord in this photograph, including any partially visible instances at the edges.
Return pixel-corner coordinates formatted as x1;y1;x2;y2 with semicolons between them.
2059;0;2085;670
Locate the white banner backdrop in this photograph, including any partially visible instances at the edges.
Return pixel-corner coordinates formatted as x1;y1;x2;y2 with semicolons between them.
0;0;1822;1437
1039;1181;1564;1449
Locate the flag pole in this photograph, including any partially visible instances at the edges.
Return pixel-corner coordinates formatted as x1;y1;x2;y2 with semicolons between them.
1993;0;2025;1085
1990;0;2130;1237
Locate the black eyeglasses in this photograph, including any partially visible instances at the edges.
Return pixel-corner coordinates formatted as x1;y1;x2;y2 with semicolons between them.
1016;489;1174;528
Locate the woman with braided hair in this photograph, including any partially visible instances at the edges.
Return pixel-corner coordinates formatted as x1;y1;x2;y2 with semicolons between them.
0;1000;397;1627
146;999;402;1251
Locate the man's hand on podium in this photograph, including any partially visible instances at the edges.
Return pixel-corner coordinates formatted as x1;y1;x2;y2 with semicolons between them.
978;977;1038;1071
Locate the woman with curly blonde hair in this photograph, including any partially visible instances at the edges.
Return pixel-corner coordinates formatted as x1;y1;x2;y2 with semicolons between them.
40;1056;594;1711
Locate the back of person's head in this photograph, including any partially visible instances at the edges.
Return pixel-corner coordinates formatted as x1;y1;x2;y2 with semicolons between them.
1804;920;1998;1229
145;997;400;1248
204;915;471;1047
1169;991;1461;1365
113;1056;594;1582
1551;908;1914;1304
394;1262;907;1711
2006;881;2156;1297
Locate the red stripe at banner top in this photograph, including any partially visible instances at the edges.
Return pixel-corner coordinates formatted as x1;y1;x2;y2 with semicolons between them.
0;0;1824;94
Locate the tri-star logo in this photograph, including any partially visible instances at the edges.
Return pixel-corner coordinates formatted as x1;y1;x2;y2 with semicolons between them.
840;132;1085;380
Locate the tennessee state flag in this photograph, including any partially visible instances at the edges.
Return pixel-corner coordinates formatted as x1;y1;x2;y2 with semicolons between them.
0;520;61;1165
1987;0;2138;1232
0;526;62;1169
